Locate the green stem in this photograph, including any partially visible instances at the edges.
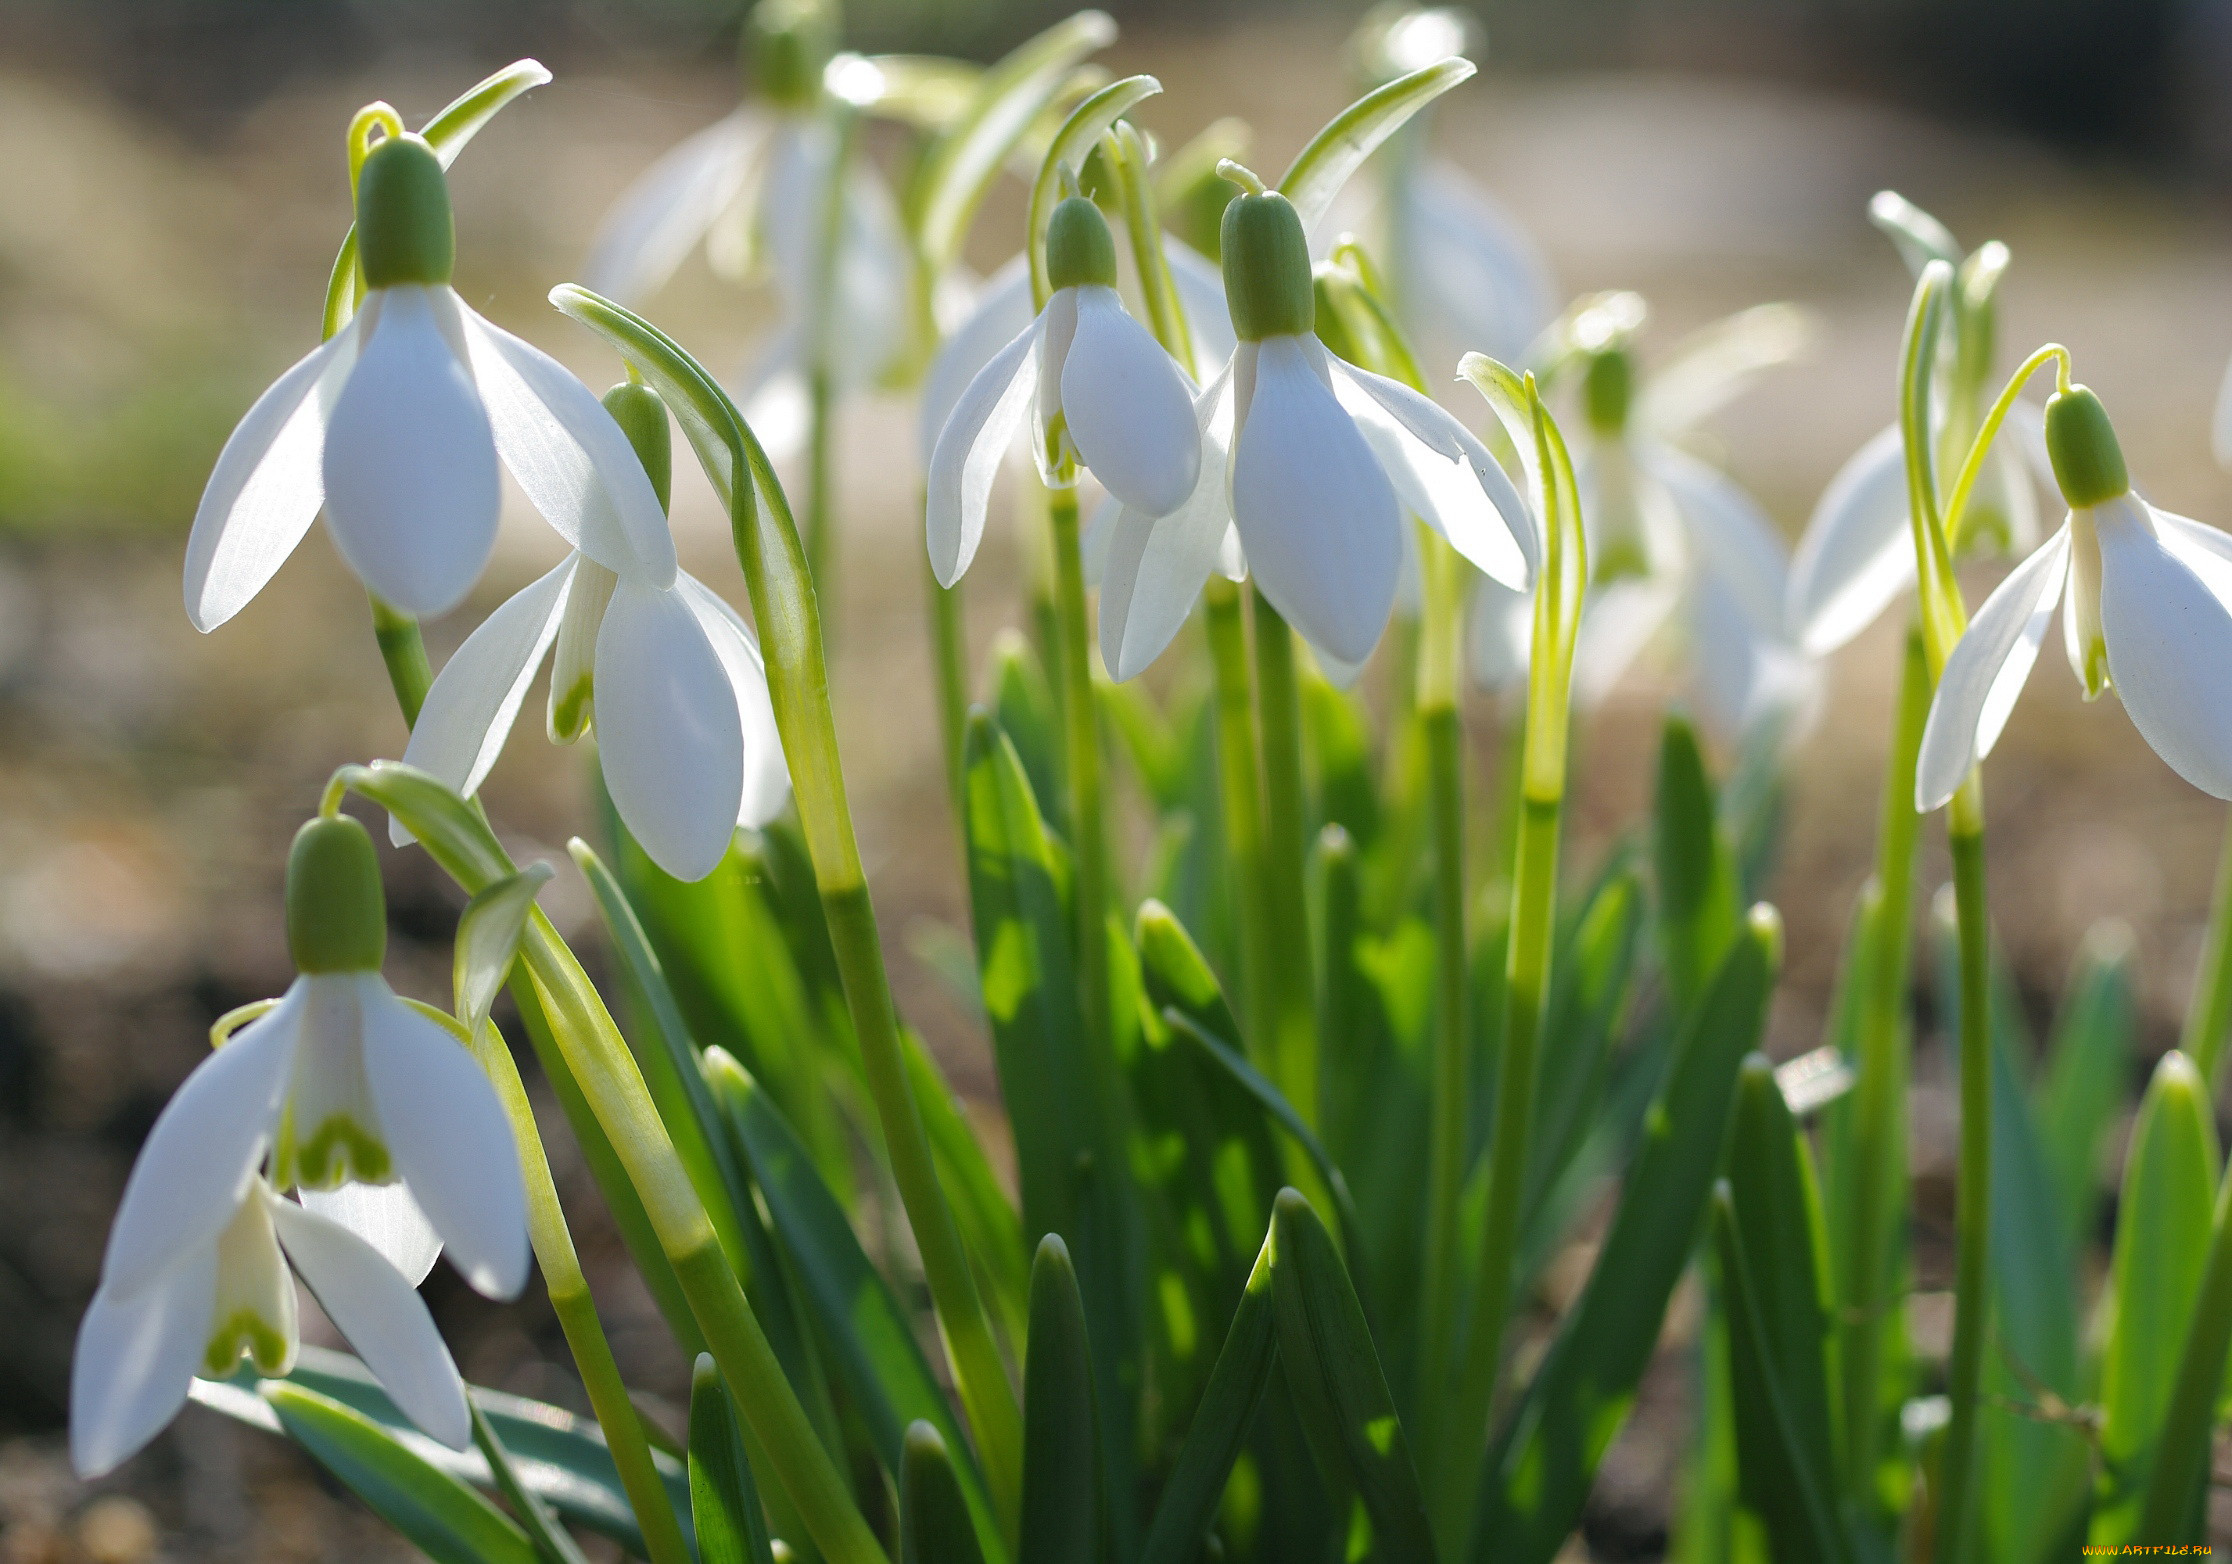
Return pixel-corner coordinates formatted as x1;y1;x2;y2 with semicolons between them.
2180;810;2232;1088
2135;1151;2232;1544
369;595;433;727
1249;589;1318;1125
805;370;837;608
1838;625;1929;1512
1936;790;1991;1564
800;102;856;610
926;535;971;830
1204;577;1274;1048
1047;482;1112;1053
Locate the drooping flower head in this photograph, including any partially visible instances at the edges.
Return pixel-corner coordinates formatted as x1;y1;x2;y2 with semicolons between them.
1918;379;2232;807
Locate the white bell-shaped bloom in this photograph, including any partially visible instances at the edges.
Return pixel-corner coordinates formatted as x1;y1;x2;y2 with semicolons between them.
927;198;1202;589
185;135;677;630
1918;386;2232;807
72;1174;471;1478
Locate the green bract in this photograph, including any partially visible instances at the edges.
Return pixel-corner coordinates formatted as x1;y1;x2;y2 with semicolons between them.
1045;196;1117;291
354;135;454;289
2045;384;2130;508
1220;190;1313;341
286;815;387;974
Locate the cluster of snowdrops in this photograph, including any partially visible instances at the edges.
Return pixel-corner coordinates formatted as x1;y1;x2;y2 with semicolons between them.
65;5;2232;1563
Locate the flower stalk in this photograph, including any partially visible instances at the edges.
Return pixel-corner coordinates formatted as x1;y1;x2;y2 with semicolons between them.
1249;589;1321;1123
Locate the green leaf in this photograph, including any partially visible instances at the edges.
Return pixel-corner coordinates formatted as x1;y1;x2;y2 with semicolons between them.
454;863;554;1035
1476;905;1782;1564
2135;1163;2232;1546
904;1023;1032;1356
1276;58;1475;229
262;1381;539;1564
1713;1059;1847;1564
689;1354;776;1564
1653;715;1740;1014
1269;1189;1434;1561
1139;1226;1280;1564
2035;923;2135;1256
1024;73;1163;304
990;630;1066;838
193;1346;692;1557
1867;190;1962;278
472;1401;594;1564
1098;674;1189;814
1021;1236;1101;1564
1300;673;1380;856
2092;1050;2220;1546
910;11;1116;273
903;1423;990;1564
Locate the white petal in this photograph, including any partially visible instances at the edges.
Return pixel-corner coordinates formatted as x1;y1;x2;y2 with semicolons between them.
1571;577;1680;708
1080;491;1120;588
101;989;300;1299
297;1181;443;1288
1100;362;1241;681
1163;236;1240;385
1687;571;1822;749
1789;423;1914;656
184;318;364;632
582;112;759;306
1469;574;1533;691
462;307;677;587
270;1194;470;1449
1305;637;1369;689
1058;285;1200;517
594;580;746;880
2099;500;2232;799
358;978;529;1300
1635;304;1813;440
395;556;576;844
1397;161;1555;365
919;254;1036;466
673;573;791;829
322;286;500;617
822;161;912;390
1332;359;1533;589
1229;335;1402;665
925;314;1042;587
1645;444;1790;631
69;1247;217;1477
1915;527;2071;811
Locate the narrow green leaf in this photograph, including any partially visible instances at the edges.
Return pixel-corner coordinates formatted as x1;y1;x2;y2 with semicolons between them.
1476;906;1782;1564
2136;1159;2232;1546
1021;1236;1101;1564
454;863;554;1035
1654;715;1740;1014
903;1023;1031;1355
263;1381;538;1564
2092;1050;2220;1546
904;1423;990;1564
1276;58;1474;229
1301;673;1380;855
472;1401;595;1564
1098;674;1189;814
990;630;1066;838
2035;922;2136;1255
1269;1190;1434;1561
690;1354;776;1564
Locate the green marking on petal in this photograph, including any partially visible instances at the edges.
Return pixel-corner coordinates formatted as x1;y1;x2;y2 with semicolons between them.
204;1311;293;1379
280;1116;393;1190
550;673;596;745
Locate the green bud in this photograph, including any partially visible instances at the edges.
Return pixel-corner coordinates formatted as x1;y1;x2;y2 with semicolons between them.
355;135;454;289
1221;191;1314;341
602;382;673;513
1046;196;1118;291
2044;384;2129;509
1582;348;1632;435
749;0;836;109
286;815;387;974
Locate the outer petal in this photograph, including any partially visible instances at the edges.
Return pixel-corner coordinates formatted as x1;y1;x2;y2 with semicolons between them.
925;315;1042;586
1332;359;1532;589
270;1194;471;1449
1164;237;1240;384
358;979;529;1300
462;307;678;587
69;1246;217;1477
673;573;791;829
2099;500;2232;799
1098;363;1238;681
298;1181;443;1288
919;254;1035;466
1788;423;1913;656
1397;161;1555;364
1645;444;1790;631
1571;577;1680;708
321;285;501;616
395;555;576;843
582;112;758;306
1058;285;1200;517
1635;303;1814;441
595;580;746;880
184;317;364;632
1229;335;1401;665
101;987;300;1299
1915;527;2071;811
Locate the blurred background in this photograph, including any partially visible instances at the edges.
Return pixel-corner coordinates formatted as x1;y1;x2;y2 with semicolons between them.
5;1;2232;1558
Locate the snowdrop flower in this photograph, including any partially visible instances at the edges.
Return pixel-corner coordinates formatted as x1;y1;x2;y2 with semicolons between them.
72;1173;470;1478
1100;173;1534;678
1919;383;2232;807
402;383;789;883
928;196;1202;586
186;130;681;629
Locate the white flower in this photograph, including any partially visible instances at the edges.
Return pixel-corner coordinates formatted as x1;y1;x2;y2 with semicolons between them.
186;134;677;630
400;384;789;884
927;197;1202;588
71;1173;472;1477
1099;184;1534;679
1918;385;2232;808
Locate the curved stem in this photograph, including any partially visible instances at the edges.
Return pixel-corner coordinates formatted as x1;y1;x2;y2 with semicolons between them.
1940;343;2069;557
368;595;433;727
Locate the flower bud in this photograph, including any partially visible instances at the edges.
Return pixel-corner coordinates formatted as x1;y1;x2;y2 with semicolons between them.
602;382;673;514
1221;190;1315;341
1046;196;1119;292
286;816;387;974
1582;348;1632;435
355;135;454;290
2044;385;2129;509
749;0;836;110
